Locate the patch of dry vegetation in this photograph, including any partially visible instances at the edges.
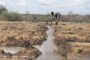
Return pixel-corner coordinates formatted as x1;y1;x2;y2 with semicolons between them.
0;22;47;46
54;22;90;43
53;22;90;56
16;47;41;60
0;21;47;60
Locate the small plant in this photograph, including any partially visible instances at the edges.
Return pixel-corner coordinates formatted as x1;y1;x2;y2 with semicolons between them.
77;49;83;54
7;36;16;41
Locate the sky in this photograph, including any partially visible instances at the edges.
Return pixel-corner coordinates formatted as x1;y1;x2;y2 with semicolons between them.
0;0;90;15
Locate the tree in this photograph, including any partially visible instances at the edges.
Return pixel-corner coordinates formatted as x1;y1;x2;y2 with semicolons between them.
0;5;7;13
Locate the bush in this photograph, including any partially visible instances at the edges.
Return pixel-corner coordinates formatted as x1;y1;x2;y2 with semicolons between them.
1;12;23;21
0;5;7;14
77;49;83;53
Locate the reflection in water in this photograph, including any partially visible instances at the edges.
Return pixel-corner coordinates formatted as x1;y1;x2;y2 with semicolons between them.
36;25;61;60
0;46;22;54
0;47;25;60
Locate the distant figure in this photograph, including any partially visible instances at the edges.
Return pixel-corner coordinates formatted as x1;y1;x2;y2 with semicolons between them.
50;11;61;25
54;12;61;25
51;11;54;18
50;11;55;23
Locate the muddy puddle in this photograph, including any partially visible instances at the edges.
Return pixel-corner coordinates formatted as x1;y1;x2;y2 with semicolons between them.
0;46;23;54
0;46;25;60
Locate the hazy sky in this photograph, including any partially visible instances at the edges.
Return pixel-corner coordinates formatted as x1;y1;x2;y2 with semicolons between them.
0;0;90;14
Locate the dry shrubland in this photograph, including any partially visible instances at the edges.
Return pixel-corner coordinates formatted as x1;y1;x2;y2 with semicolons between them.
53;22;90;56
54;22;90;42
16;47;41;59
0;21;47;60
0;22;47;46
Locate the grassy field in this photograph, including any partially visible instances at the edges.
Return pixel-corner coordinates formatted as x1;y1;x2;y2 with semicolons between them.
0;21;48;60
0;21;47;46
53;22;90;56
53;22;90;42
0;21;90;59
0;4;90;60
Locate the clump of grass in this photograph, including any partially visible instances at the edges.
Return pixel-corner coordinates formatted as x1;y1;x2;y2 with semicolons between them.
77;49;83;54
7;36;16;41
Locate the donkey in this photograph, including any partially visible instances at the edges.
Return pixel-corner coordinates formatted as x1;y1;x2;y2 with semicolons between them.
50;11;61;25
50;11;54;23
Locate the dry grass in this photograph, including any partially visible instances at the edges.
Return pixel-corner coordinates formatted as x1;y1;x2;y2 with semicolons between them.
0;21;47;46
53;22;90;43
0;21;47;60
17;47;41;59
53;22;90;55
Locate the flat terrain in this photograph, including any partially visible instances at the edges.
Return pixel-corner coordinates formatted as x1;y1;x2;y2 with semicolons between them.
53;22;90;56
53;22;90;43
0;21;47;60
0;21;90;60
0;21;47;46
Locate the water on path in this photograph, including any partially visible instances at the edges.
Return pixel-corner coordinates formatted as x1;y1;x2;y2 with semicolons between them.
0;46;23;54
36;25;61;60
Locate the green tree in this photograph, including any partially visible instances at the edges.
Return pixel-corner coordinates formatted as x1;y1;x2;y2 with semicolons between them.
0;5;7;13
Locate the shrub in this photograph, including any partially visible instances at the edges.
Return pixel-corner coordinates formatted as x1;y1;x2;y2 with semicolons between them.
1;12;23;21
0;5;7;14
77;49;83;54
